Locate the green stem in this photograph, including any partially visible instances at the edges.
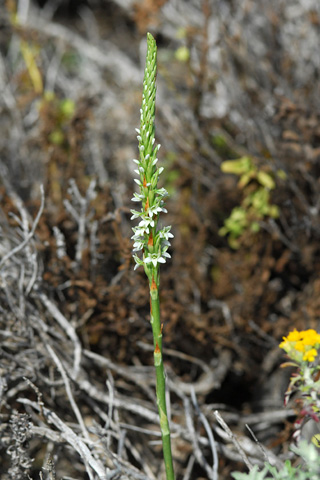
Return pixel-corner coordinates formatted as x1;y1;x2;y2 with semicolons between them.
150;274;175;480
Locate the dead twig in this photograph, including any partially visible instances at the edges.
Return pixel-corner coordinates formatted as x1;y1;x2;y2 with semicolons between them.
38;292;82;378
214;410;254;471
18;398;108;480
191;388;218;480
0;185;44;271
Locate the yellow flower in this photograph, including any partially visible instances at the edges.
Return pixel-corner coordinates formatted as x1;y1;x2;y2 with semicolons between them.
294;341;305;352
280;329;320;350
279;328;320;363
301;329;320;346
279;339;289;350
287;329;302;342
303;348;318;362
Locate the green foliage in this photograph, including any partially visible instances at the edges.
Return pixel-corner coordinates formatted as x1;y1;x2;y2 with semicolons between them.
175;46;190;62
219;156;284;248
211;133;239;159
232;442;320;480
48;130;65;146
8;2;43;95
232;465;269;480
312;434;320;448
39;92;75;146
61;50;82;74
20;40;43;94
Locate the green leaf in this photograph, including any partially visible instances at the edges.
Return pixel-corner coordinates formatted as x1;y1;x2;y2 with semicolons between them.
238;171;256;188
49;130;64;145
250;221;260;233
311;434;320;448
269;205;280;218
277;169;287;180
249;189;270;215
257;171;276;189
60;98;75;119
231;465;268;480
175;46;190;62
221;156;254;175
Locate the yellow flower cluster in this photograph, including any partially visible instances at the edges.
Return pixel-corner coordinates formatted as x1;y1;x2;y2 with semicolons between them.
280;329;320;362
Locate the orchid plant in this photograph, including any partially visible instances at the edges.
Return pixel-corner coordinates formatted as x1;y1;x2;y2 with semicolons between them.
131;33;175;480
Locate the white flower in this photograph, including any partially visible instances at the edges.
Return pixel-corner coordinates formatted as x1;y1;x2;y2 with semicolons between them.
156;187;169;198
159;226;174;240
133;240;144;252
132;225;149;237
144;252;166;267
133;255;144;270
139;217;155;229
161;248;171;259
147;204;164;218
130;210;143;220
131;193;144;202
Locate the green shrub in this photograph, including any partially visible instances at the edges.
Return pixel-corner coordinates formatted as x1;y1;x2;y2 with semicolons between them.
219;156;284;248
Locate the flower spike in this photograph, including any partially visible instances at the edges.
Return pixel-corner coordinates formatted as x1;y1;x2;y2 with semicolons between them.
131;32;173;284
130;33;175;480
